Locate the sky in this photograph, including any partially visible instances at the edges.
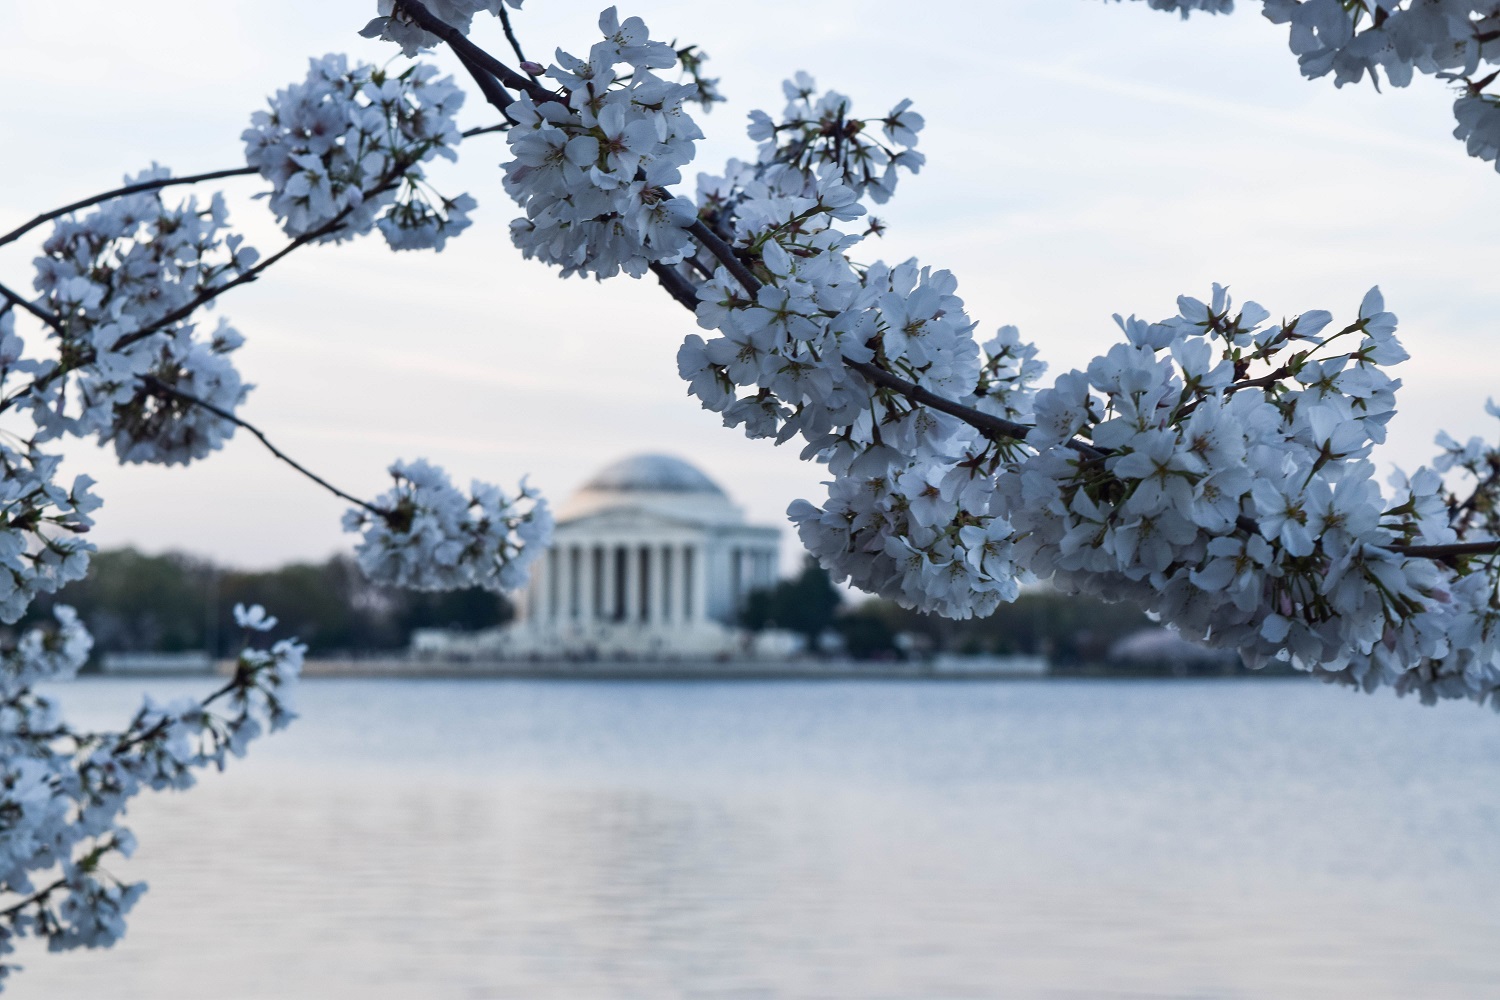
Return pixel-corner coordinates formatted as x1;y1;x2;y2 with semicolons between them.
2;1;1498;571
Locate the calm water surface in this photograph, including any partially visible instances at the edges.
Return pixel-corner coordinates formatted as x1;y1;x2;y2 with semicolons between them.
17;677;1500;999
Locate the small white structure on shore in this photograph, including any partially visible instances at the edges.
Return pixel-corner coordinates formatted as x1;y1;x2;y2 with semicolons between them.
99;651;214;675
414;454;780;660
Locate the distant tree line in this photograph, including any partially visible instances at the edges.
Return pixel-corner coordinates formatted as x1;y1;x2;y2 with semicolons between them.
742;558;1280;675
18;548;513;659
34;548;1272;674
740;557;1149;662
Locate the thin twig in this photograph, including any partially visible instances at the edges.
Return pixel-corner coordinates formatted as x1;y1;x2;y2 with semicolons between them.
460;122;510;138
139;375;387;518
0;166;258;251
497;5;533;72
0;878;65;921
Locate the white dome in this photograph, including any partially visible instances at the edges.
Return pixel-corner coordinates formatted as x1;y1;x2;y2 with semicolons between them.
581;454;727;496
557;453;743;526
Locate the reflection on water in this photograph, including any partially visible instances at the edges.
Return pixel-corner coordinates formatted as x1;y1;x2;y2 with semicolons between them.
20;678;1500;999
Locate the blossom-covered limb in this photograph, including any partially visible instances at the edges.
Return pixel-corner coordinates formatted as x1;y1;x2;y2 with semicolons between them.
360;2;1500;710
686;219;761;294
842;357;1088;457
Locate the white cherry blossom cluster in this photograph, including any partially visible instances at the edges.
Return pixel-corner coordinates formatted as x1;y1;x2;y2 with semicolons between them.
500;9;704;279
693;73;925;250
1124;1;1500;171
648;58;1500;706
243;55;473;250
785;324;1046;620
0;443;99;625
26;170;255;465
343;460;554;592
748;72;925;207
679;226;1033;617
660;78;1026;618
0;606;302;977
675;45;725;112
1433;399;1500;540
996;288;1468;694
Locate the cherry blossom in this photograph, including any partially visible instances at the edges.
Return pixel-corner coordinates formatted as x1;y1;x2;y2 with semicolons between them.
343;460;553;593
243;56;473;249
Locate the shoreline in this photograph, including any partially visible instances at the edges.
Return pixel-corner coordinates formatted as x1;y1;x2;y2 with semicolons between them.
84;657;1306;682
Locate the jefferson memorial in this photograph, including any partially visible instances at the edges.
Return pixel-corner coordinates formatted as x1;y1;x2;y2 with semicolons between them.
416;454;781;659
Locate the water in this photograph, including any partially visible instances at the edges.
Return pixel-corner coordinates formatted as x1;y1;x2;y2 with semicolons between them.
17;677;1500;999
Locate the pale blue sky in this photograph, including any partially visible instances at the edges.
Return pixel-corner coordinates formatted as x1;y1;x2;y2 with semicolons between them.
3;1;1497;569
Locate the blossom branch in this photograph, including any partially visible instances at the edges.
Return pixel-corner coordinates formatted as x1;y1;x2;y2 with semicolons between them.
676;217;1097;456
1451;461;1500;534
842;357;1102;459
139;375;388;519
648;261;700;310
453;49;521;124
1386;539;1500;560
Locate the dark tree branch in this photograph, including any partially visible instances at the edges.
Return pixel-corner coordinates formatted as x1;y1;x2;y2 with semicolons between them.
0;280;63;333
843;357;1104;459
0;167;258;251
648;262;700;311
454;50;520;124
1386;539;1500;559
139;375;388;519
393;0;559;104
687;220;760;295
460;122;510;138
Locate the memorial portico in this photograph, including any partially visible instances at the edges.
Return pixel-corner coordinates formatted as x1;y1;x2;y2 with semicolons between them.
506;454;779;658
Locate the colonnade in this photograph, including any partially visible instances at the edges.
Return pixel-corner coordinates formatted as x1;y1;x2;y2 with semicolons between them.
728;546;777;615
533;541;707;625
